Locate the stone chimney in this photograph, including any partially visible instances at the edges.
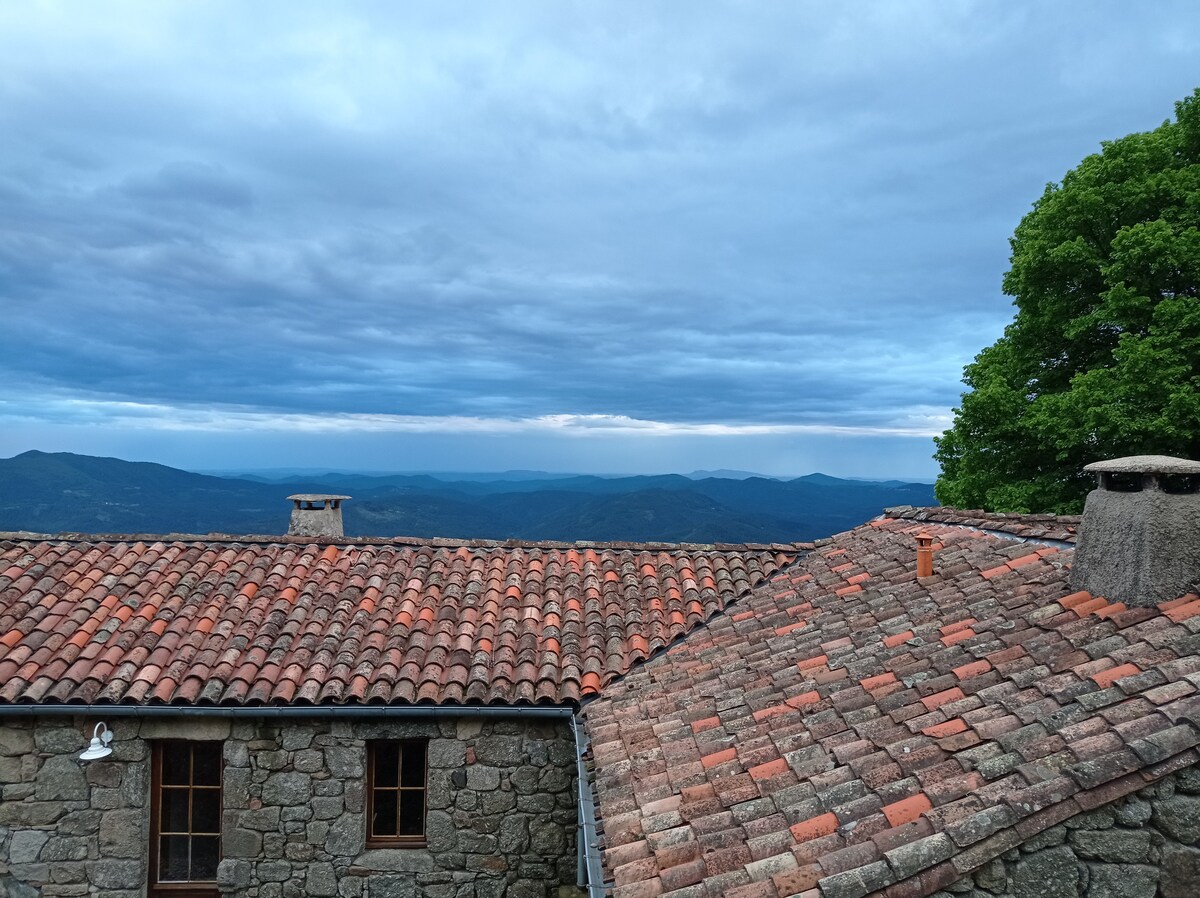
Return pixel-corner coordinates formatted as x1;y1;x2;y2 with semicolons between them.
1070;455;1200;606
287;494;351;538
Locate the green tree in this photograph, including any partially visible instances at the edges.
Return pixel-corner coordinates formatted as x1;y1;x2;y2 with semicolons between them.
935;89;1200;513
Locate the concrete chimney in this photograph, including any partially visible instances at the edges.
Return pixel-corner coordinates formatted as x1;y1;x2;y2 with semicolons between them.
1070;455;1200;606
287;494;351;538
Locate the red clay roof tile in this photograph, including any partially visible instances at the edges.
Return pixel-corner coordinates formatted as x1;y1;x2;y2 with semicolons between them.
789;812;839;844
1164;598;1200;622
882;794;934;828
1090;662;1142;689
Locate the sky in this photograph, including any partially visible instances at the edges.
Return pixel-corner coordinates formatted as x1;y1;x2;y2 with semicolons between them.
1;2;1198;480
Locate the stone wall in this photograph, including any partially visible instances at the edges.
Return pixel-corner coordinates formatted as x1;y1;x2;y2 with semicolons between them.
0;715;581;898
0;719;147;898
937;765;1200;898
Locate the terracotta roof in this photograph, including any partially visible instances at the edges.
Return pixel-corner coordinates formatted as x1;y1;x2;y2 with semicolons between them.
0;535;801;707
582;510;1200;898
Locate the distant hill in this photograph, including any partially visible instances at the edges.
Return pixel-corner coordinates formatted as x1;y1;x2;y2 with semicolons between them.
684;469;774;480
0;450;936;543
0;450;288;535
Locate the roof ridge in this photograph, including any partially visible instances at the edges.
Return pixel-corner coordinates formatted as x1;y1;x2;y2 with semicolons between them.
884;505;1080;544
0;530;813;553
884;504;1081;526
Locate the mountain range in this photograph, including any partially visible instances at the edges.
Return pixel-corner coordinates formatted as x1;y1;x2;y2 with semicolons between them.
0;450;936;543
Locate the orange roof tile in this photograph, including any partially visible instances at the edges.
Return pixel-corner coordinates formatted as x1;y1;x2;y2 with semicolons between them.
881;794;933;827
1090;662;1142;689
790;812;839;844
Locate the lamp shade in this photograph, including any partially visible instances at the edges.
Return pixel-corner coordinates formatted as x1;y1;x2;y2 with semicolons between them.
79;722;113;761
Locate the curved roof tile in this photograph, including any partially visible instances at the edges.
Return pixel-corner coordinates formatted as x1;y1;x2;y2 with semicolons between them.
0;535;800;706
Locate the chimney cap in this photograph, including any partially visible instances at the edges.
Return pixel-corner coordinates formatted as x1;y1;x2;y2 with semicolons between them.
1072;453;1200;606
1083;455;1200;475
287;494;350;537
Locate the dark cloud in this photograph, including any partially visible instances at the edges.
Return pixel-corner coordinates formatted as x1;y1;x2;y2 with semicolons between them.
1;2;1198;475
116;162;255;210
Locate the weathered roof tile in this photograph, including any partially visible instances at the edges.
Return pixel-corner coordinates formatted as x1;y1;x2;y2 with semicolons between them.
583;511;1200;898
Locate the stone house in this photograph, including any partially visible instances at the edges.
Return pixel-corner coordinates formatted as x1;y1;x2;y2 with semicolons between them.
2;457;1200;898
0;503;795;898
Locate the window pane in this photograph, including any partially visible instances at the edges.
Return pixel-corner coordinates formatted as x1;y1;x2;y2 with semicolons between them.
191;835;220;880
399;789;425;836
401;742;425;787
156;742;226;883
161;744;190;785
192;745;221;786
159;835;190;881
372;789;398;836
192;788;220;834
161;787;190;833
373;743;399;787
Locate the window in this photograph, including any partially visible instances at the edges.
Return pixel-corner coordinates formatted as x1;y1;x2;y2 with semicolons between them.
366;740;427;846
150;741;222;898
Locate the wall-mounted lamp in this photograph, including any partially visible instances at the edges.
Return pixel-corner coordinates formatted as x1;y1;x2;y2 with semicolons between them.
79;722;113;761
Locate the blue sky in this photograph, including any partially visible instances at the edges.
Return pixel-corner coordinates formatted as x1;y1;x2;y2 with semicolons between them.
2;2;1198;479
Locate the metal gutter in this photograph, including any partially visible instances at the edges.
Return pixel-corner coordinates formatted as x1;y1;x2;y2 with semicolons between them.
571;713;607;897
0;704;574;720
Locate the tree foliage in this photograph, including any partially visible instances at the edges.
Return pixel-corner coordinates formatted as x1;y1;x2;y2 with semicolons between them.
935;89;1200;513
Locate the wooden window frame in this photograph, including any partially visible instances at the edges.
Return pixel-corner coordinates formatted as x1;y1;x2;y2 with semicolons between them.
149;741;223;898
365;739;428;848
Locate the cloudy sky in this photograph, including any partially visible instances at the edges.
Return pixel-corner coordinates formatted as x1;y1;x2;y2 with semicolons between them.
1;2;1197;479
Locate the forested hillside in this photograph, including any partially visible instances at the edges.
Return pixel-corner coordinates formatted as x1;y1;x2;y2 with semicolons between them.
0;451;935;543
